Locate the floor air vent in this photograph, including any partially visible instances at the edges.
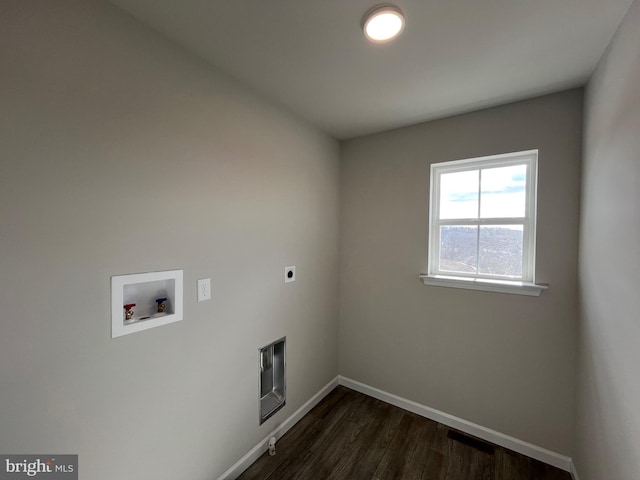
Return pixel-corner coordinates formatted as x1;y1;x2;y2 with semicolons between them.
447;430;495;454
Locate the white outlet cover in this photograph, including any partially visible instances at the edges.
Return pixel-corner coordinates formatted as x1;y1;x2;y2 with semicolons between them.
197;278;212;302
284;266;296;283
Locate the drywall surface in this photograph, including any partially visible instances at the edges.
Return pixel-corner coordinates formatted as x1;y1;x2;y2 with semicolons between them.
0;1;339;479
339;90;582;454
576;1;640;478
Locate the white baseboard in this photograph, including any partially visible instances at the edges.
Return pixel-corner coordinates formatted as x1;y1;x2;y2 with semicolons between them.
338;376;572;472
216;375;339;480
570;460;581;480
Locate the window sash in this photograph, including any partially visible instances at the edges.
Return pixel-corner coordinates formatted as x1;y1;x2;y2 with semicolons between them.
428;150;537;283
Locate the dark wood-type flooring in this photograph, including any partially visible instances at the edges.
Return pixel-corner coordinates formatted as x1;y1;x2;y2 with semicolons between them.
237;386;571;480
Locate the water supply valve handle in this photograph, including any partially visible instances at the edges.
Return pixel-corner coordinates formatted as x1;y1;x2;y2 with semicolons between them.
155;298;167;313
123;303;136;320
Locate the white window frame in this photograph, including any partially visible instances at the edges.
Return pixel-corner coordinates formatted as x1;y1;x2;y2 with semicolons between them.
422;150;546;296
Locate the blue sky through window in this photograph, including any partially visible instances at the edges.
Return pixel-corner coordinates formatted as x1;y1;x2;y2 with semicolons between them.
440;164;526;220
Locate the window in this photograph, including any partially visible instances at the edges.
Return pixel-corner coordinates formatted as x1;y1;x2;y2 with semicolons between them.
423;150;545;296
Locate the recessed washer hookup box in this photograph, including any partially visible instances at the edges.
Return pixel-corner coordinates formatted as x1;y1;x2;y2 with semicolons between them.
259;337;286;425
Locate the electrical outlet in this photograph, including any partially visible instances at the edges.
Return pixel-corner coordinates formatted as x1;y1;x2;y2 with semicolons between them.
197;278;211;302
284;266;296;283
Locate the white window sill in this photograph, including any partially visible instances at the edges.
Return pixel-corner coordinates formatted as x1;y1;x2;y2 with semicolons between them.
419;274;547;297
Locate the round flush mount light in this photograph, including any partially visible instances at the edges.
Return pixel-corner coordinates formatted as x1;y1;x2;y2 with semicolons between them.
362;4;405;43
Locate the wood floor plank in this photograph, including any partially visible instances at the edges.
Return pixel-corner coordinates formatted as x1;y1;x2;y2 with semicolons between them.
285;391;374;480
495;448;533;480
373;413;438;480
324;398;404;480
442;435;495;480
236;386;571;480
297;394;382;478
532;459;572;480
429;423;450;457
238;387;359;480
236;413;322;480
309;385;351;420
419;450;446;480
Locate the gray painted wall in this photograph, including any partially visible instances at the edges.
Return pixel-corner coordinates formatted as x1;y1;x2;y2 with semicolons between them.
6;0;637;476
339;90;583;455
0;1;339;479
576;0;640;478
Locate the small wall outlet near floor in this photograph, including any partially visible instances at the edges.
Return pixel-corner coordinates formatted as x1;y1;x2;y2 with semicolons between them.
197;277;212;302
284;266;296;283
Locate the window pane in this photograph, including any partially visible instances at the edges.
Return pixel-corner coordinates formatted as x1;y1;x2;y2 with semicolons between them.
480;164;527;218
439;225;477;274
478;225;523;277
440;170;478;219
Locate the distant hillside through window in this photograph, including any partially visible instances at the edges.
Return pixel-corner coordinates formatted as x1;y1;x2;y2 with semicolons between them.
440;226;524;278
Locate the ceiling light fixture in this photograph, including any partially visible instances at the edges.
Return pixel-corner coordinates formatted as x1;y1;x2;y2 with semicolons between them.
362;4;405;43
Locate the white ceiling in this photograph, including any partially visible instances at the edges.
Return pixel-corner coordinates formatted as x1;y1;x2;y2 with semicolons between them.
109;0;633;139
